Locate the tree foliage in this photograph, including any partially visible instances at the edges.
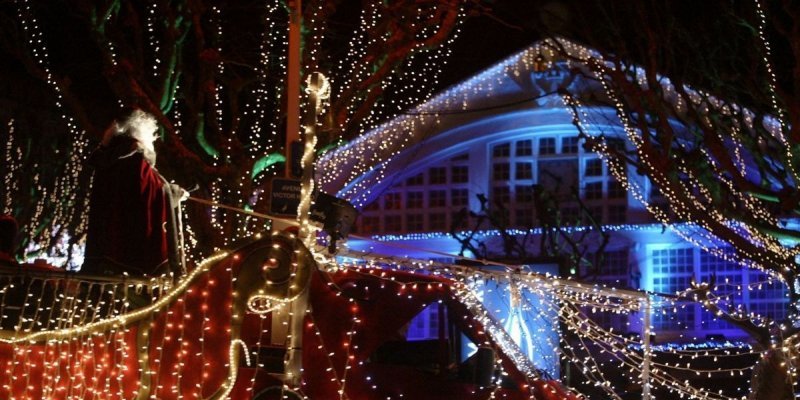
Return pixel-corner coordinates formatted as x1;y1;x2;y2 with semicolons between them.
535;1;799;397
0;0;471;258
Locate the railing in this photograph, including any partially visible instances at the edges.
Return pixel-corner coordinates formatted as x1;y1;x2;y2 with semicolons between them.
0;263;171;333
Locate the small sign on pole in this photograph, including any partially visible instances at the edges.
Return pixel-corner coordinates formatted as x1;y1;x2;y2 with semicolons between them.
270;178;302;217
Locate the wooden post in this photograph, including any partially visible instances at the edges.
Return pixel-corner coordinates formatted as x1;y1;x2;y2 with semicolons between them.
283;0;304;387
641;296;652;400
285;0;301;177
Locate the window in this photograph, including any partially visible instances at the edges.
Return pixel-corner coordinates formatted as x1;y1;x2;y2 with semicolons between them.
748;271;788;324
562;136;579;154
452;189;469;207
649;247;790;333
385;215;402;232
651;248;694;331
515;207;534;227
608;180;627;199
408;304;441;340
700;251;743;302
407;192;423;208
560;207;580;224
364;201;379;211
384;192;402;210
652;248;693;276
429;167;447;184
492;186;510;204
373;303;480;375
452;211;469;229
515;140;532;156
429;190;446;207
515;162;533;180
538;138;556;155
492;143;510;158
599;250;629;278
493;163;510;181
700;251;743;329
406;173;424;186
584;182;603;200
538;159;579;196
585;159;603;177
429;213;447;231
452;166;469;183
608;205;627;223
360;216;379;233
515;185;534;203
587;206;603;223
407;214;424;232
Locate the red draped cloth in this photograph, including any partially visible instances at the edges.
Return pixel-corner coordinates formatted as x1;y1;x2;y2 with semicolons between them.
83;136;168;275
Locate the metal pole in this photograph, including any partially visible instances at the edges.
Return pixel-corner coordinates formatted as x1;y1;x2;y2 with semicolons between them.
641;296;652;400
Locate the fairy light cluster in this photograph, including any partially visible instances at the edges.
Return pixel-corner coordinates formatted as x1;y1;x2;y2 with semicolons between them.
9;1;797;398
243;0;282;162
319;39;559;208
0;236;270;399
2;120;21;215
327;249;765;399
146;2;160;77
548;35;799;395
8;0;473;266
14;0;91;257
0;216;779;400
318;4;466;208
555;40;796;281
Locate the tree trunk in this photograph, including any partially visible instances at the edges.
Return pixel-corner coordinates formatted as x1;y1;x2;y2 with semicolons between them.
749;348;794;400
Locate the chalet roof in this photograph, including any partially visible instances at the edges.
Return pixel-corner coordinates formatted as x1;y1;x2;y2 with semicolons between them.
317;37;613;207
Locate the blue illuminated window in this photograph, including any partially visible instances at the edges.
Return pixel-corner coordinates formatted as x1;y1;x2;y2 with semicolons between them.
538;138;556;155
515;140;532;156
608;179;626;199
515;185;534;203
406;303;444;340
452;165;469;183
429;167;447;184
384;215;402;232
650;247;789;334
492;186;510;204
384;192;402;210
407;191;423;208
360;216;379;233
515;207;534;227
651;248;695;331
429;213;447;231
451;189;468;206
584;182;603;200
493;143;510;158
585;158;603;177
515;162;533;180
562;136;579;154
406;173;424;186
493;163;510;180
429;190;446;207
608;205;626;223
406;214;424;232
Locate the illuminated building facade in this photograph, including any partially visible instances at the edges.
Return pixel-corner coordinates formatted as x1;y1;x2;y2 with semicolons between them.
318;39;789;344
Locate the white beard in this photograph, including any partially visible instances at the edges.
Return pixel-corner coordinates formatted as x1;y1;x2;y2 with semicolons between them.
140;144;157;166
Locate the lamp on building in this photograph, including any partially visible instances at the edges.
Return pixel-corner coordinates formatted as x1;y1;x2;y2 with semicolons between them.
310;192;358;253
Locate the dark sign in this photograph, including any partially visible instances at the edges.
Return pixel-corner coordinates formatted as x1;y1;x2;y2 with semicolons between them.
270;178;302;216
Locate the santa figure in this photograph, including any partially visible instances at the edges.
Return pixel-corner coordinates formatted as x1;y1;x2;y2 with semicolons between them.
83;109;185;276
